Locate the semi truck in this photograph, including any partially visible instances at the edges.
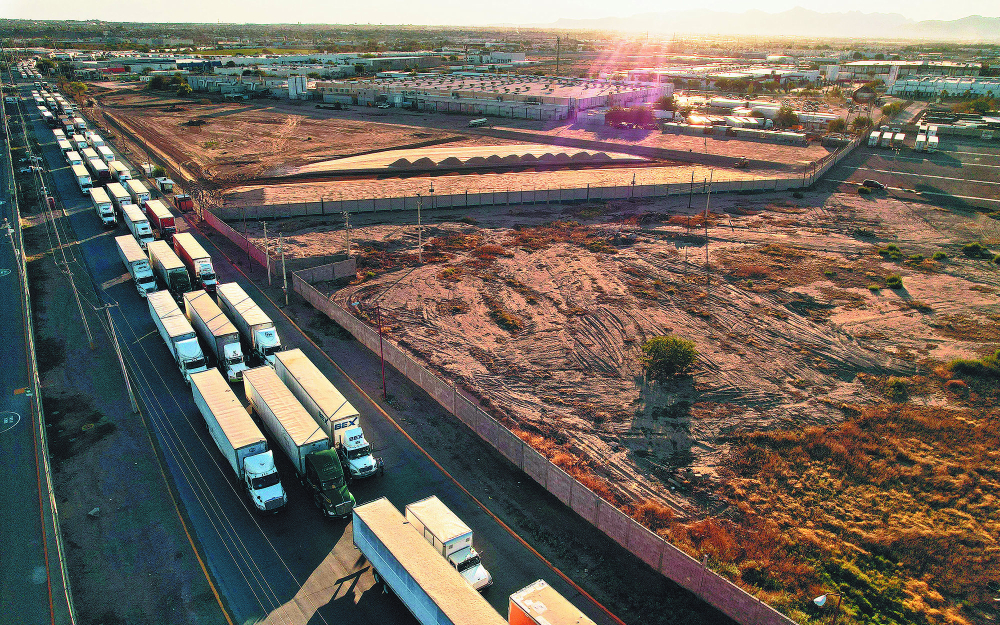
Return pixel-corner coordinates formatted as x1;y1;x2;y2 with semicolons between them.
147;290;208;384
509;580;596;625
86;157;110;183
148;240;191;301
914;134;926;152
172;232;217;293
106;182;133;215
273;348;381;481
122;204;155;249
880;131;893;148
190;369;287;512
868;130;880;147
144;199;176;241
109;161;131;183
65;150;82;167
115;234;157;296
57;138;73;156
892;132;905;148
88;187;116;228
216;282;282;365
404;496;492;591
126;179;151;207
927;135;939;152
71;163;91;195
243;366;355;517
184;290;249;382
352;498;506;625
98;145;115;164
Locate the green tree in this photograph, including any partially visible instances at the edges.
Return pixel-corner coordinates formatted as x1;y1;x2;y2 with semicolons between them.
851;116;874;132
36;58;56;75
176;84;193;97
148;75;166;90
641;336;698;381
828;118;847;133
654;95;676;111
775;105;798;129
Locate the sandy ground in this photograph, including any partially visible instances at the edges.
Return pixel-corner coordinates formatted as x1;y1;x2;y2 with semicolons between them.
222;164;788;207
245;189;1000;516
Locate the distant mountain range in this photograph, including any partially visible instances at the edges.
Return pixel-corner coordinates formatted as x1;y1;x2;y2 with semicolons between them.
517;8;1000;41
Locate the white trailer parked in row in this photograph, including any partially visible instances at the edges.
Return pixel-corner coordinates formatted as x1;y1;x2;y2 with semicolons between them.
115;234;157;296
184;290;249;382
71;163;91;195
190;369;286;512
274;348;381;480
122;204;154;250
147;290;208;384
88;187;116;228
404;495;492;591
216;282;282;364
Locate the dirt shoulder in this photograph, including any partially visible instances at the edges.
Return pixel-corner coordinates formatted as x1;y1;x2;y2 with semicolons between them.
22;213;227;624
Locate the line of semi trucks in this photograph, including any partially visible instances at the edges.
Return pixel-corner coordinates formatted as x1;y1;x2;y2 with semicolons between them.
867;124;939;152
28;77;596;625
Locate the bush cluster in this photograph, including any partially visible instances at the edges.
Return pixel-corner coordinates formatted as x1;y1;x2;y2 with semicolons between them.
641;336;698;380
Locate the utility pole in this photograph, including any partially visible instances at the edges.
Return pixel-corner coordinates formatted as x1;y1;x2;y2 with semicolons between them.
64;264;95;349
688;169;694;209
377;303;387;399
705;170;713;287
105;305;138;413
416;192;423;264
263;221;271;285
343;211;350;256
556;36;560;75
280;233;288;306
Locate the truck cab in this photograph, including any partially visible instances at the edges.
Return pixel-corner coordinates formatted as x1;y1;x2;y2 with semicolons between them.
256;327;281;364
335;425;381;480
194;258;217;292
221;341;249;382
304;450;355;518
449;547;492;591
243;451;287;512
176;337;209;382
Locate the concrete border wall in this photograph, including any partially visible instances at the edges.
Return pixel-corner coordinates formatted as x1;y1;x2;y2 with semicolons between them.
291;272;800;625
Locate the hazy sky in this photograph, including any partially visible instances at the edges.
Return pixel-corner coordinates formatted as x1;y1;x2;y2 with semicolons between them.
4;0;998;26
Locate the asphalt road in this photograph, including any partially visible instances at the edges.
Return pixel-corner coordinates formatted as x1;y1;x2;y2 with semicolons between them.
0;89;72;624
20;79;625;625
828;136;1000;209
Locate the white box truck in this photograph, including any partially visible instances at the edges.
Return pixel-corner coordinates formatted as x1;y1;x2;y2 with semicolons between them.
109;161;132;183
148;239;191;301
184;290;249;382
147;290;208;384
273;348;381;480
190;369;287;512
404;496;492;591
352;498;506;625
216;282;282;365
126;179;150;207
106;182;133;215
88;186;116;228
123;204;155;250
243;366;355;517
71;163;91;195
172;232;217;293
914;134;926;152
115;234;157;296
509;580;596;625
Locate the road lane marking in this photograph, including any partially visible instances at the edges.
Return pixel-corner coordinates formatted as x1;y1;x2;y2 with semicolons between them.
840;165;1000;185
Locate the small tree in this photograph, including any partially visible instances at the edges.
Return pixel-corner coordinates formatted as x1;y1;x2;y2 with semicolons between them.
827;118;846;133
149;75;166;90
775;105;798;129
654;95;676;111
176;84;193;97
851;116;874;132
641;336;698;381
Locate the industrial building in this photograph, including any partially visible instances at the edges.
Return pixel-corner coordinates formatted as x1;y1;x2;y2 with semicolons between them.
316;74;672;120
836;60;980;80
887;76;1000;98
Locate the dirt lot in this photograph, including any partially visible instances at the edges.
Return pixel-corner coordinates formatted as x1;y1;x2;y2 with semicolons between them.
248;188;1000;625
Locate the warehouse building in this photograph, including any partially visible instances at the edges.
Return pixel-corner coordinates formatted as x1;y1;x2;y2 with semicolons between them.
888;76;1000;98
837;60;980;80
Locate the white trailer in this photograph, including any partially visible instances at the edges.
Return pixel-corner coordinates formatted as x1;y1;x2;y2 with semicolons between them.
115;234;157;296
352;498;506;625
927;135;939;152
106;182;133;214
147;290;208;384
216;282;282;364
87;133;105;149
273;348;380;480
914;134;926;152
404;496;493;591
71;163;92;195
65;150;82;167
122;204;155;249
98;145;116;164
109;160;132;183
190;369;287;512
88;187;116;228
880;131;893;148
71;133;88;152
148;239;191;301
125;179;150;207
57;138;73;156
868;130;880;147
893;132;905;148
184;290;249;382
243;366;355;517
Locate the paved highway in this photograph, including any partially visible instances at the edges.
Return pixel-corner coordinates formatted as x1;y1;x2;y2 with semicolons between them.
18;77;624;625
0;77;73;624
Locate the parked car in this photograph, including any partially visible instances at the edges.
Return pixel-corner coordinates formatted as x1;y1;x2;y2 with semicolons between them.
862;179;886;190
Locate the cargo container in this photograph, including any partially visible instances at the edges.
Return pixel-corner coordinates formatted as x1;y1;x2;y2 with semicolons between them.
71;163;92;195
174;194;194;212
243;366;355;517
123;204;155;249
115;234;157;296
509;580;596;625
144;198;176;241
353;498;506;625
184;290;248;382
126;179;150;206
147;290;208;384
405;496;492;591
190;369;286;512
88;187;116;228
148;240;191;300
274;349;381;480
172;232;217;293
216;282;282;364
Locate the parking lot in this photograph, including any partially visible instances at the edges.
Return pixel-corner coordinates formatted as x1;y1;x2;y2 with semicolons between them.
829;134;1000;211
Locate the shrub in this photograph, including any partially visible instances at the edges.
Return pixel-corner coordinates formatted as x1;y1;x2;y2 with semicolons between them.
884;377;908;402
962;242;991;258
858;186;871;195
632;500;675;532
932;251;948;261
641;336;698;380
907;254;924;263
868;284;881;292
877;244;902;260
199;98;211;105
944;379;968;392
885;274;903;289
152;165;166;178
792;191;804;199
948;350;1000;377
994;254;1000;265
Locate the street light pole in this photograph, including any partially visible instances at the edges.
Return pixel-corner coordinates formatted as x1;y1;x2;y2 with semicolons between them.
416;192;422;264
813;592;843;625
